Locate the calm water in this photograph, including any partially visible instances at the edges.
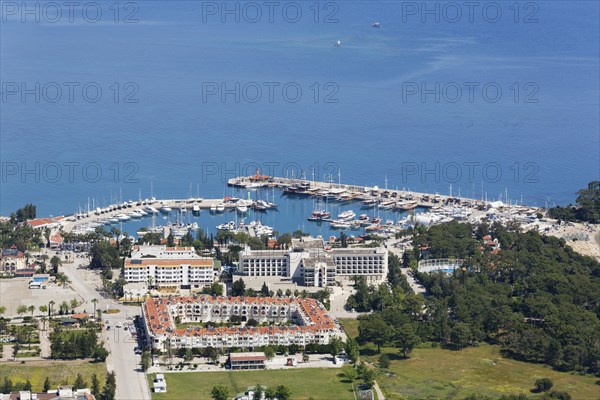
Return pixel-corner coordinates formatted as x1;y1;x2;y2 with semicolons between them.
2;1;599;225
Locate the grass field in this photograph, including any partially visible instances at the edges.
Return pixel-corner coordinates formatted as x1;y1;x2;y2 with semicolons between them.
149;368;355;400
339;319;600;399
0;360;107;391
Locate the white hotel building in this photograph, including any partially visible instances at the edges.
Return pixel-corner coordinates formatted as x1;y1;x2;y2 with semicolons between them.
238;237;388;287
124;245;215;290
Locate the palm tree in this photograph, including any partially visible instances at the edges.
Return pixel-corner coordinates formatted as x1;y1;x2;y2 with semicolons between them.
17;305;28;318
48;300;55;318
91;299;98;319
28;305;35;317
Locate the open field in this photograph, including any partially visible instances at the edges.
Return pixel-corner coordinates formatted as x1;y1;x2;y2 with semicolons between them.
0;360;106;391
339;319;600;399
148;368;355;400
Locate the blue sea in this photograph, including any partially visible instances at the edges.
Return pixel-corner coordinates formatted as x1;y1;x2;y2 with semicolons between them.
1;1;599;235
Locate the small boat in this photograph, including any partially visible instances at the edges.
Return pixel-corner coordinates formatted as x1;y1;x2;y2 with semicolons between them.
192;204;200;213
237;205;248;213
210;204;217;213
108;218;119;224
160;206;172;213
308;210;331;221
372;22;381;28
216;204;225;212
334;40;341;47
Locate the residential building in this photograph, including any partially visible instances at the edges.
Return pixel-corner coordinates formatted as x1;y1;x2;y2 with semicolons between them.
142;295;340;351
0;247;26;276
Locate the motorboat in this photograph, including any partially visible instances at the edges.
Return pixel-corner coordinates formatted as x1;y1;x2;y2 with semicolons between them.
337;210;356;220
192;203;201;213
210;204;217;213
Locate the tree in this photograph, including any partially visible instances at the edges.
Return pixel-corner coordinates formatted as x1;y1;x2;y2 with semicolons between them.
265;386;277;400
0;305;5;316
302;353;309;363
450;322;473;349
70;298;79;313
17;305;28;317
39;305;48;315
73;374;87;390
211;385;229;400
183;348;194;362
89;241;120;271
263;345;275;360
254;384;265;400
275;385;292;400
395;324;420;358
329;336;343;357
43;376;51;391
342;365;358;382
101;372;116;400
50;255;62;274
362;368;378;388
23;379;32;391
28;305;35;316
208;281;223;296
358;313;391;353
379;353;390;369
1;377;13;393
91;373;100;396
533;378;554;393
345;337;359;364
91;298;98;319
141;351;151;372
260;282;270;297
231;278;246;296
93;344;109;362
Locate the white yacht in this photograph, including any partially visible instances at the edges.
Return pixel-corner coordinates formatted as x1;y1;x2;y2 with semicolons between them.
337;210;356;220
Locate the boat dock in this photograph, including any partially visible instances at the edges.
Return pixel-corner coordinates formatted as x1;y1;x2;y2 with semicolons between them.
228;175;484;209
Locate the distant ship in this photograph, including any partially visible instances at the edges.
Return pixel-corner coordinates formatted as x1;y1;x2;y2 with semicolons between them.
334;40;341;47
372;22;381;28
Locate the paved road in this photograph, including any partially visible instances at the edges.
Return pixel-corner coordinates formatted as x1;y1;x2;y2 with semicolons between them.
104;313;151;400
59;254;150;400
384;240;426;295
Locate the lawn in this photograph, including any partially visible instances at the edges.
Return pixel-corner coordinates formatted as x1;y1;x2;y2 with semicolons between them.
338;319;600;399
148;368;355;400
0;360;107;391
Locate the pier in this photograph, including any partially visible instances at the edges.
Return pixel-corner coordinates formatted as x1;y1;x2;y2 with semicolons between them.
227;175;506;210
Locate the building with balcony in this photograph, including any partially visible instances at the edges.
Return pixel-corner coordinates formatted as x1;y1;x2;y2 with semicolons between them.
238;237;387;287
123;245;215;290
141;295;340;351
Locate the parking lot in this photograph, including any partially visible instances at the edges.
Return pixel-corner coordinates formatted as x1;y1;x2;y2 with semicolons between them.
0;278;81;317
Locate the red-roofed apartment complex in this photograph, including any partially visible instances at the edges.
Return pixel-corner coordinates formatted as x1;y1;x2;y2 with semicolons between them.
142;295;341;351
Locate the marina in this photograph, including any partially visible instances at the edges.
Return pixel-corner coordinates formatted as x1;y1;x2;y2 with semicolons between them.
55;172;547;242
